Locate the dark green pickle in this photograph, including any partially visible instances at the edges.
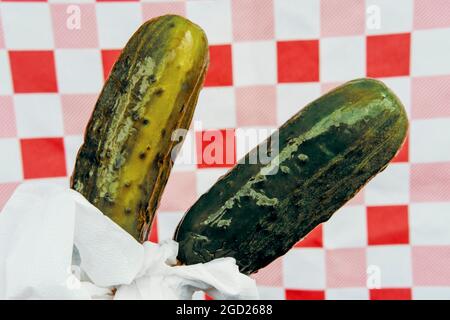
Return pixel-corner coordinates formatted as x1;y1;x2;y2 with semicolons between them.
175;78;408;274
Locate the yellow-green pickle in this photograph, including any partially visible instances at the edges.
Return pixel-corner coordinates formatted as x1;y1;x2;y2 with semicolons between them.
71;15;209;241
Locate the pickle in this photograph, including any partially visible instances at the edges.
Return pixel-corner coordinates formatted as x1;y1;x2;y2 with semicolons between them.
72;15;209;241
175;78;408;274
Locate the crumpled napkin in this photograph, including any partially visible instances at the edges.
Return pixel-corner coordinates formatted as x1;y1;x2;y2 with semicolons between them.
0;182;259;300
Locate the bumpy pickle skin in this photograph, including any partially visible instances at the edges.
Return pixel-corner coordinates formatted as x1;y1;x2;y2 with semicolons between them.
71;15;209;241
174;78;408;274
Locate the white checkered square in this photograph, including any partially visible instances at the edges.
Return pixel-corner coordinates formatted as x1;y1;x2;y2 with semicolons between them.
14;94;64;138
2;3;54;49
411;118;450;163
276;83;321;125
324;205;367;249
55;49;103;94
232;41;277;86
365;163;410;205
96;3;142;48
0;138;23;183
366;245;413;287
64;135;83;178
283;248;325;289
410;203;450;245
193;87;236;130
412;28;450;76
186;0;232;45
274;0;320;40
0;50;12;95
320;36;365;82
365;0;413;35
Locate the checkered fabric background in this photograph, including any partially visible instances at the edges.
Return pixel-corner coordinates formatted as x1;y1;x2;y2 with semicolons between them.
0;0;450;300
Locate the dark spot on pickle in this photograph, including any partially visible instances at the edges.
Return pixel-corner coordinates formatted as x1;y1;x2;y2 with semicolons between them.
267;211;278;222
119;79;128;94
157;153;164;166
143;118;150;125
131;111;140;121
104;193;115;205
139;152;146;160
253;180;265;188
124;207;132;215
155;88;164;96
182;82;192;91
124;182;131;188
161;129;166;137
123;56;131;68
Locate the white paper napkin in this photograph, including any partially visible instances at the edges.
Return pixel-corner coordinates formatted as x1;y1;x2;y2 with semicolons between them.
0;182;259;300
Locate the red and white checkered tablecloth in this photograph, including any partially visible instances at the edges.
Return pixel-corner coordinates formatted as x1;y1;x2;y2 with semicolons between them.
0;0;450;300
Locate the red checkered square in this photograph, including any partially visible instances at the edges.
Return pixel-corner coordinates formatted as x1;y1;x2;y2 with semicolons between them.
346;189;365;206
0;182;19;211
0;96;16;137
412;75;450;119
391;135;409;163
204;293;214;300
142;1;186;20
20;138;67;179
320;0;365;37
326;248;366;288
51;4;98;48
9;51;57;93
367;205;409;245
235;85;276;126
204;45;233;87
251;257;283;287
285;289;325;300
414;0;450;30
196;129;236;169
159;171;197;212
370;288;412;300
295;225;323;248
367;33;411;78
412;246;450;286
277;40;319;83
101;49;121;80
61;94;97;135
148;217;158;243
411;163;450;202
231;0;274;41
